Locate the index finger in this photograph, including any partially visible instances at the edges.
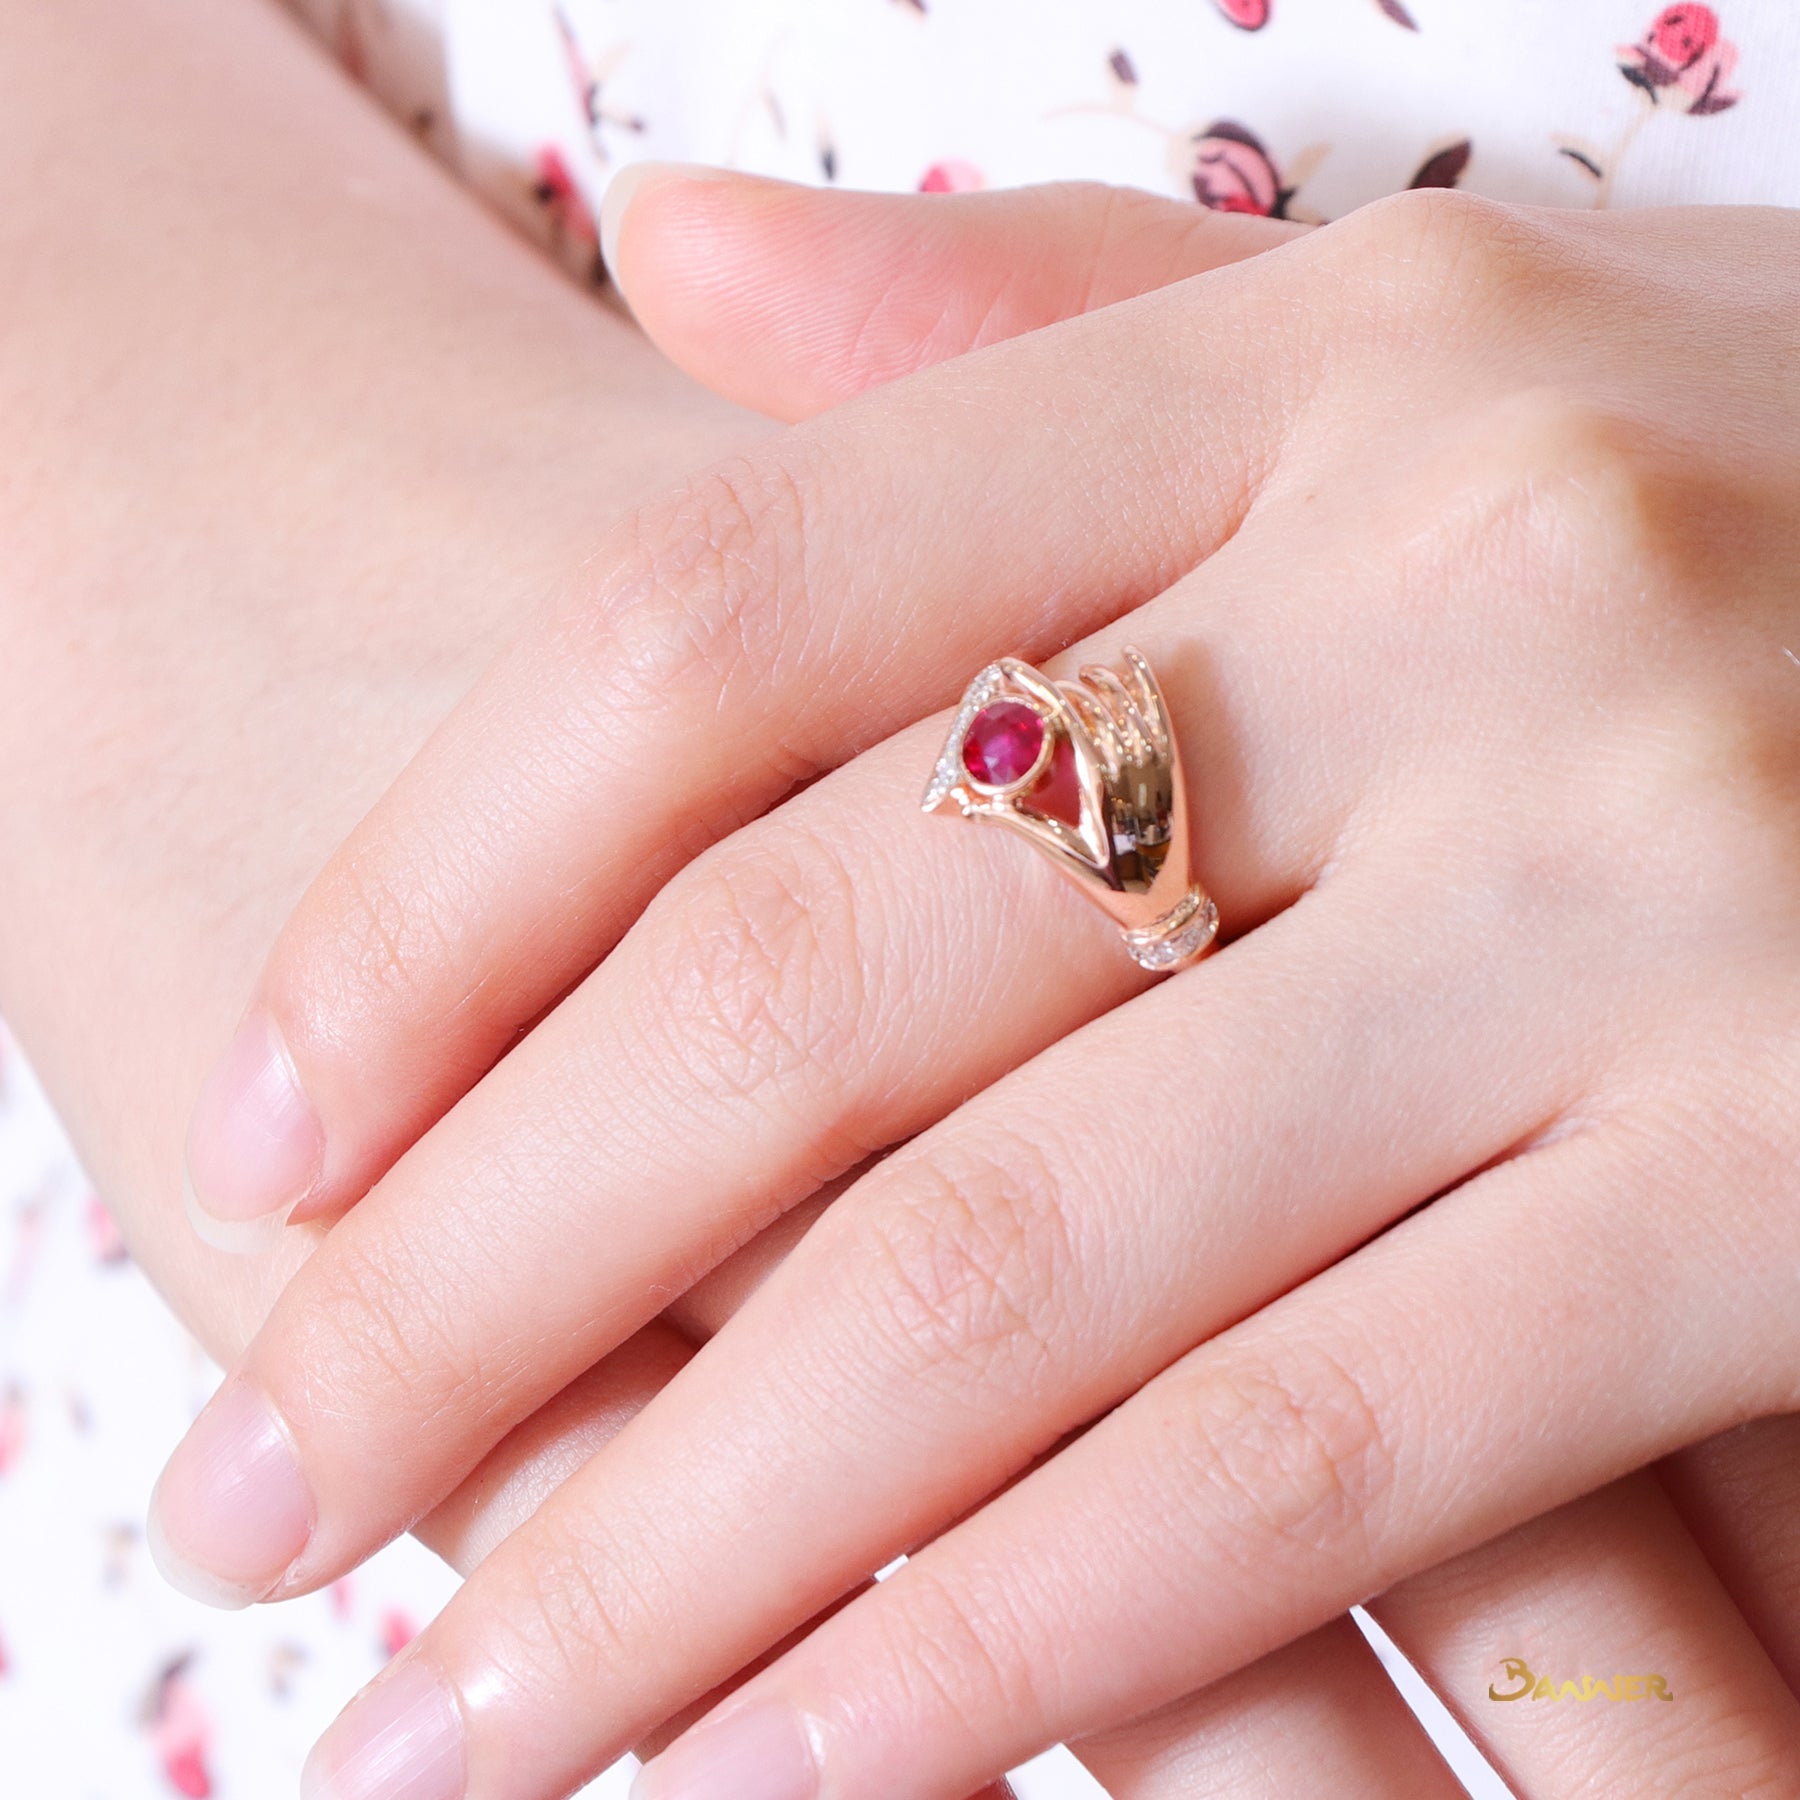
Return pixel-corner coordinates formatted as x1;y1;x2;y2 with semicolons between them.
181;238;1308;1244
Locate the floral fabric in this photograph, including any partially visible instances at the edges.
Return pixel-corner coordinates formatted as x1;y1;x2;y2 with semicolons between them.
282;0;1799;283
6;2;1797;1794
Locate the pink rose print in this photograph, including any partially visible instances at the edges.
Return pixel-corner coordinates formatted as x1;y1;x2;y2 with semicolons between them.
0;1382;26;1476
919;159;985;193
380;1606;420;1659
143;1655;215;1799
86;1192;128;1265
1211;0;1271;28
1618;5;1741;112
1209;0;1417;28
1191;122;1287;217
1561;7;1742;204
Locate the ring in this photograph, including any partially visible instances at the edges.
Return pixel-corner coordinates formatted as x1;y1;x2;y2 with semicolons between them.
922;647;1219;973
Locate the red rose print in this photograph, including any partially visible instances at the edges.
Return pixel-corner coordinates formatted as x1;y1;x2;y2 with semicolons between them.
1211;0;1270;28
1618;6;1741;113
1650;3;1719;62
919;159;985;193
1190;122;1285;217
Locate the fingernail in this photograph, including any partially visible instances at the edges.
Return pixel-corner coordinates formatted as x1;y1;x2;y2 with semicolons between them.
148;1379;313;1608
631;1704;819;1800
599;160;740;285
184;1011;323;1248
302;1657;467;1800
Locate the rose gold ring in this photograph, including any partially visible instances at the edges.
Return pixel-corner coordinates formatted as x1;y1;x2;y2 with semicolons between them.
922;647;1218;974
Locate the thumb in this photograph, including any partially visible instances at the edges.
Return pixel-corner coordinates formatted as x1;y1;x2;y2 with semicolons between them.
601;166;1305;422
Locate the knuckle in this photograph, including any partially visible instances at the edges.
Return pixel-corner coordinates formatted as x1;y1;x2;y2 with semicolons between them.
858;1139;1075;1394
278;1234;495;1437
1440;386;1743;652
1165;1338;1394;1564
581;453;814;716
644;828;869;1116
491;1508;679;1693
271;843;470;1033
1315;188;1564;337
863;1560;1053;1749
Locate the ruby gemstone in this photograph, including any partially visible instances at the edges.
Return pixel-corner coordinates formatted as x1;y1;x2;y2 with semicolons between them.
961;701;1046;787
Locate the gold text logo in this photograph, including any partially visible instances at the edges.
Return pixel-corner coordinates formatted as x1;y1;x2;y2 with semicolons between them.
1488;1657;1674;1703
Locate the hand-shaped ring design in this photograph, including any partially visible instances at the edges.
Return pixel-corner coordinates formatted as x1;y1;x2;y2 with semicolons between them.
923;647;1218;972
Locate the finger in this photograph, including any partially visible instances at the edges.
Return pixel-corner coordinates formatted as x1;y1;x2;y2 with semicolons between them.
617;1118;1800;1800
416;1199;1469;1800
1368;1473;1800;1797
1072;1616;1468;1799
602;167;1305;421
1661;1413;1800;1693
183;216;1308;1244
285;838;1624;1798
408;1320;1016;1800
157;457;1400;1609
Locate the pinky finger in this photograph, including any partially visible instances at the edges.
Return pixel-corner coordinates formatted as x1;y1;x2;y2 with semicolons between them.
1072;1616;1468;1799
1368;1471;1800;1798
1660;1413;1800;1693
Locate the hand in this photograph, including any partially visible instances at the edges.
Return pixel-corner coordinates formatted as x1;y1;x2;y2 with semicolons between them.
150;165;1800;1794
0;13;1691;1793
0;10;1531;1787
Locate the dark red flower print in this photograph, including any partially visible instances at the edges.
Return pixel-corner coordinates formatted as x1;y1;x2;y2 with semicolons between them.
1109;47;1139;86
1408;139;1472;189
1191;122;1285;217
531;145;604;282
1618;7;1741;112
1374;0;1420;26
1211;0;1270;27
919;159;985;193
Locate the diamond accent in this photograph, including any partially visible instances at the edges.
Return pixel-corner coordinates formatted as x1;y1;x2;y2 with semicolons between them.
1124;891;1219;973
921;665;1007;811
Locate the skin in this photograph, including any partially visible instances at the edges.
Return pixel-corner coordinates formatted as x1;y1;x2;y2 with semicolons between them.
2;2;1797;1795
140;134;1800;1800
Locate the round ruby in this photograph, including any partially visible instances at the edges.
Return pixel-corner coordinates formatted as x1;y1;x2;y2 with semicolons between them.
961;701;1046;787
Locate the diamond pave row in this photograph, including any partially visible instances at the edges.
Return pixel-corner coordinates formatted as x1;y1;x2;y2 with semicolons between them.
920;664;1008;812
1122;887;1219;973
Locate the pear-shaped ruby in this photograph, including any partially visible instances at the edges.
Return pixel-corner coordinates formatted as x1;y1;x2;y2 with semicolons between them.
961;701;1045;787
